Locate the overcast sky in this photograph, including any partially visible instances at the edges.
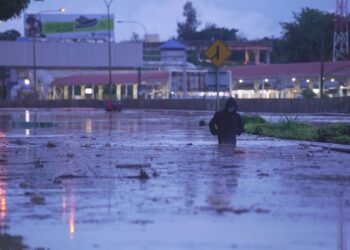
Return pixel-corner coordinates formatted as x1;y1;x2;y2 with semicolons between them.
0;0;335;41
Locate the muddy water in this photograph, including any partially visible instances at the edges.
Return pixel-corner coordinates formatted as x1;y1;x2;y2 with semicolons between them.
0;108;349;250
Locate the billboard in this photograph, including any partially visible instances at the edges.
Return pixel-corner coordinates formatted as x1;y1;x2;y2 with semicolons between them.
24;14;114;40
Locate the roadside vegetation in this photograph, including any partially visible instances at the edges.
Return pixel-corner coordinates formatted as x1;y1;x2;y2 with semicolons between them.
242;115;350;145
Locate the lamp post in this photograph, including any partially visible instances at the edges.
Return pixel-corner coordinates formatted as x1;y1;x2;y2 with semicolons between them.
116;20;147;99
103;0;114;102
28;8;65;100
116;20;147;41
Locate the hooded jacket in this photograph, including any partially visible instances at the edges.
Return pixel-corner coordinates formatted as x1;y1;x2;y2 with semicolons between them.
209;97;244;145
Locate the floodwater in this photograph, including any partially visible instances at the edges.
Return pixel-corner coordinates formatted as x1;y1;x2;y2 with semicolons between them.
0;108;349;250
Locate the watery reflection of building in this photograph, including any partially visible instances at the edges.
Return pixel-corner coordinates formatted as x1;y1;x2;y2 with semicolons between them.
61;188;76;240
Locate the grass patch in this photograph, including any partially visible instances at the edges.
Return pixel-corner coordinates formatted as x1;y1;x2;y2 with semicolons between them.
317;124;350;144
243;115;350;145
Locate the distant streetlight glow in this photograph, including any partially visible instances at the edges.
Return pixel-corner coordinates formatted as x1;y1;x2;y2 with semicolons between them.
331;78;335;82
24;79;31;86
239;79;243;83
306;79;310;83
264;79;269;83
292;77;296;82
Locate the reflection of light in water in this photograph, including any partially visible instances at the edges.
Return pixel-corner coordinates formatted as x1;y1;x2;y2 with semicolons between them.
69;192;75;239
0;182;6;228
85;119;92;134
25;110;30;136
25;110;30;122
62;190;75;240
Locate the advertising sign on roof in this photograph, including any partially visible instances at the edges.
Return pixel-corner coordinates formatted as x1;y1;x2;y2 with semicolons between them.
24;14;114;40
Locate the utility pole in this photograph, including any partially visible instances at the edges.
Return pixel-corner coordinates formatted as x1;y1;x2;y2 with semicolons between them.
103;0;114;101
333;0;349;61
320;33;325;98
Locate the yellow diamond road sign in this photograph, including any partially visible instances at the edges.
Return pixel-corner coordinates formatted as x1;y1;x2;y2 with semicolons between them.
205;40;231;67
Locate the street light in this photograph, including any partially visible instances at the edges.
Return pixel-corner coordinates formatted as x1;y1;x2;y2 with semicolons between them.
116;20;147;40
117;20;147;99
102;0;114;102
28;8;65;100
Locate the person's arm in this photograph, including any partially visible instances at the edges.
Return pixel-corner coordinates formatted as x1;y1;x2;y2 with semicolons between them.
237;114;244;135
209;113;219;135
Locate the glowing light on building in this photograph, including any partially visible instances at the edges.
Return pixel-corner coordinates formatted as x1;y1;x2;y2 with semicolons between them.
24;79;31;86
84;88;93;95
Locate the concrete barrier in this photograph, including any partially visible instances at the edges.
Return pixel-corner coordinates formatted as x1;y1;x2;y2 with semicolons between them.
0;97;349;113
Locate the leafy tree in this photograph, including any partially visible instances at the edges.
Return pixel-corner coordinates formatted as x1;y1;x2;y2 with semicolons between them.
177;1;201;41
0;0;30;21
197;23;238;41
277;8;334;63
0;29;21;40
130;32;141;42
302;88;316;98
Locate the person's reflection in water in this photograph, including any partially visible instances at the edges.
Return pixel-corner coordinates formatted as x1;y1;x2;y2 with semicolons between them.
207;147;240;210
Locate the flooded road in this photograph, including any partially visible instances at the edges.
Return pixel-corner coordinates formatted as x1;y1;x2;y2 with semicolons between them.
0;108;349;250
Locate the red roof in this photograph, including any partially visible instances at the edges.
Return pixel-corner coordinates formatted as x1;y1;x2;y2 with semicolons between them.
229;61;350;79
53;71;170;86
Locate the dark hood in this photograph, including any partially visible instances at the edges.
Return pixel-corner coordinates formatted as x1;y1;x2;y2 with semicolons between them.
224;97;238;113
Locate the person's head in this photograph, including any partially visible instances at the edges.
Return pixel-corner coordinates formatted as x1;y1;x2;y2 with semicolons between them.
225;97;238;113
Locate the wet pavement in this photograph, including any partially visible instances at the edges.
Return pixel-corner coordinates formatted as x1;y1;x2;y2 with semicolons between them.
0;108;349;250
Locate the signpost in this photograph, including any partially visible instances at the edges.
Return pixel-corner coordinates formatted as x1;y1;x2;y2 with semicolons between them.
205;40;231;110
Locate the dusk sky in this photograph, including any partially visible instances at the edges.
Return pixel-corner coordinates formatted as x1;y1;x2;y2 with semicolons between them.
1;0;335;41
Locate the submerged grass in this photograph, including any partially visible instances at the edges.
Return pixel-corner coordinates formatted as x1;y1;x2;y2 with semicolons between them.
242;115;350;145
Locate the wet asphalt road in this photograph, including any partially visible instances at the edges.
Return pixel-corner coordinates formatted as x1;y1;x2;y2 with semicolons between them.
0;108;349;250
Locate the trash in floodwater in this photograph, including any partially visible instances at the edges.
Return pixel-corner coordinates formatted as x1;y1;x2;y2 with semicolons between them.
234;148;246;154
215;207;250;215
34;159;44;168
125;169;151;180
138;169;150;180
0;234;29;249
30;195;45;205
152;170;160;177
199;120;206;126
46;141;57;148
115;163;151;169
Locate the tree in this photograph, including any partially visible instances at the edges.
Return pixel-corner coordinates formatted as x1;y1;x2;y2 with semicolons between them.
0;0;30;22
302;88;317;98
177;1;201;41
0;29;21;40
276;8;334;63
197;23;238;41
130;32;141;42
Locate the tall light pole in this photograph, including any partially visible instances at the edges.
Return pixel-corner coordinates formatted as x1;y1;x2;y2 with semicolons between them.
103;0;114;102
28;8;65;101
117;20;147;99
116;20;147;40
